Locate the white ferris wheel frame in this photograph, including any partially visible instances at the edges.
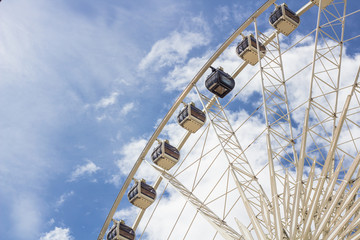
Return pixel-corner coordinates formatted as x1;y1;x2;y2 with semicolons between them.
98;0;360;239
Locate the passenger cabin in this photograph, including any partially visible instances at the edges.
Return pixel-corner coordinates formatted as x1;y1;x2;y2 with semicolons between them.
269;4;300;36
127;179;156;209
151;140;180;170
177;102;206;133
236;34;266;65
205;67;235;98
107;220;135;240
311;0;333;9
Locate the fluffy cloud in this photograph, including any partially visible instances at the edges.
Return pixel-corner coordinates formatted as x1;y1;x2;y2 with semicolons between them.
95;92;119;109
162;54;210;92
113;206;139;224
69;160;100;182
139;16;211;71
120;102;135;116
40;227;74;240
109;138;155;186
93;93;135;121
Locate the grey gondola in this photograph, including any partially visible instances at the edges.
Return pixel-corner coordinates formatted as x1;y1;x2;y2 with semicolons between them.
269;3;300;36
311;0;333;9
177;102;206;133
127;179;156;209
205;66;235;98
151;140;180;170
107;220;135;240
236;34;266;65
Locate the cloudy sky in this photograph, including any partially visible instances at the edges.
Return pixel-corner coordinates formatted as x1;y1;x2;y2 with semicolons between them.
1;0;360;239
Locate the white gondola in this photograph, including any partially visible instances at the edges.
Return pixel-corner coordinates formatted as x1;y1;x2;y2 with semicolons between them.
311;0;333;9
151;140;180;170
205;66;235;98
177;102;206;133
236;34;266;65
107;220;135;240
269;3;300;36
127;179;156;209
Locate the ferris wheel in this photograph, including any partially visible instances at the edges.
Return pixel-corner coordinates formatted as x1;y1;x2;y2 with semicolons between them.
98;0;360;239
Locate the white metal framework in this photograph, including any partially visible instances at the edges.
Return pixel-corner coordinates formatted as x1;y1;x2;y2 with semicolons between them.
99;0;360;239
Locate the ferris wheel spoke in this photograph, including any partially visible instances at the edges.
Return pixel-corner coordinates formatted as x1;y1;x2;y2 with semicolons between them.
282;170;292;229
336;194;360;239
313;151;360;239
317;155;344;213
327;178;360;239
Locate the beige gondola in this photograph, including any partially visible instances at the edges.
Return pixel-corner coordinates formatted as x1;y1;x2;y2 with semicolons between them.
311;0;333;9
107;220;135;240
127;179;156;209
236;34;266;65
177;102;206;133
269;3;300;36
151;140;180;170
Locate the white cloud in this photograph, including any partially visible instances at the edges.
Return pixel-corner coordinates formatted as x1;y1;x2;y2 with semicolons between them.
40;227;74;240
109;138;153;186
93;94;135;121
69;160;100;182
162;54;210;92
113;206;139;224
139;16;211;71
96;92;119;109
137;188;220;240
121;102;135;116
139;31;205;71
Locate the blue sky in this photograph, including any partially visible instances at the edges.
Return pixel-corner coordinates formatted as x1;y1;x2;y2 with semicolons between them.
1;0;360;239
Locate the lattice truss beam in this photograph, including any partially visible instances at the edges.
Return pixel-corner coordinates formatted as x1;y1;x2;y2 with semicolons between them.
195;91;274;239
289;1;360;239
303;0;348;170
254;22;298;239
255;31;298;172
